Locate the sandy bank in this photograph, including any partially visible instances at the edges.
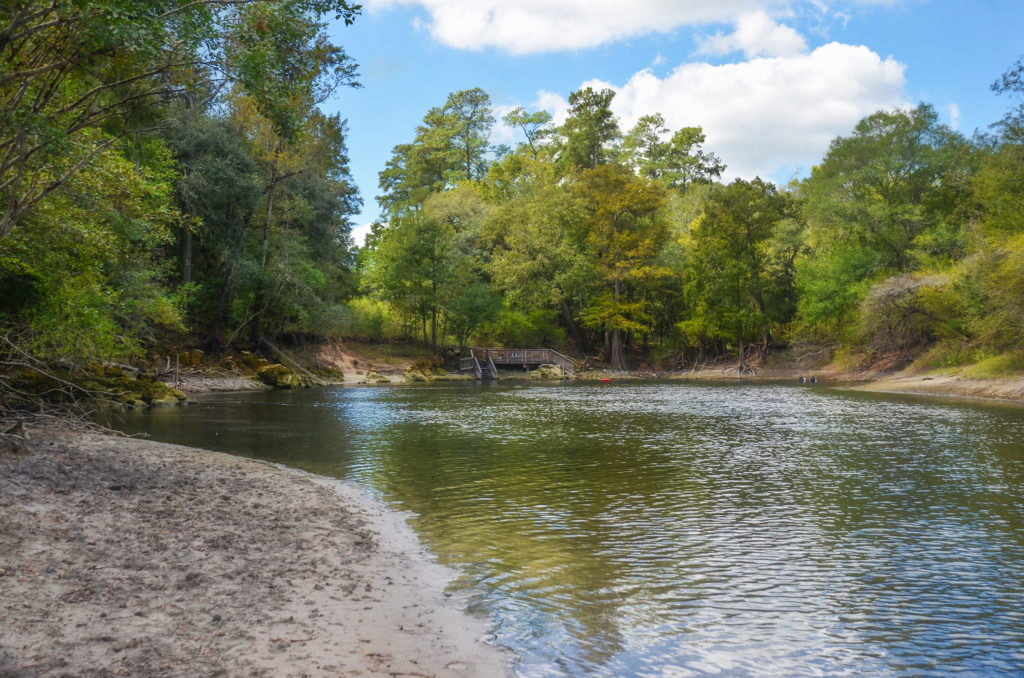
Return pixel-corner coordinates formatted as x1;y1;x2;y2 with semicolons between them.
0;432;510;677
845;372;1024;404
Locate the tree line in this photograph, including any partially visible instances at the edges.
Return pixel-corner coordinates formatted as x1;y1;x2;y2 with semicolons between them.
1;2;1022;376
0;0;362;364
358;63;1024;373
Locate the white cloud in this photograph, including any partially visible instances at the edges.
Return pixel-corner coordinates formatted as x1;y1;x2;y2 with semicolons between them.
696;12;807;58
533;90;571;126
947;103;961;131
490;104;523;146
367;0;901;54
367;0;792;54
351;221;375;247
544;42;906;180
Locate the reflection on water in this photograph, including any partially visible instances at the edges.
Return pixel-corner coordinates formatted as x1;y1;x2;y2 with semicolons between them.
117;382;1024;676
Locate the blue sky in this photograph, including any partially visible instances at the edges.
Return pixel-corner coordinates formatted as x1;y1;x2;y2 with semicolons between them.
322;0;1024;244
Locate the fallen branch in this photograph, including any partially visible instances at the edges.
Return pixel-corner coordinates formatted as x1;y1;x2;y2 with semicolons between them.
258;336;321;385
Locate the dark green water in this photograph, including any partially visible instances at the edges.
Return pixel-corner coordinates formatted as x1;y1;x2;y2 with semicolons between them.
114;382;1024;677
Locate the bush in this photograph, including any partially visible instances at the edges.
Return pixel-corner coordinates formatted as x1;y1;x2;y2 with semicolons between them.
859;273;964;355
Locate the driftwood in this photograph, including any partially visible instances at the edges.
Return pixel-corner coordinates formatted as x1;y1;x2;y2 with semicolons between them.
0;334;141;439
4;416;27;439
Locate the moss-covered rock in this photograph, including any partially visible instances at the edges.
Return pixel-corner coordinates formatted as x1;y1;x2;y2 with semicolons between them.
429;373;472;382
529;364;566;380
138;378;189;405
410;356;445;375
359;369;390;385
3;365;192;410
257;363;303;389
403;369;429;382
279;373;302;389
259;364;287;386
240;351;272;372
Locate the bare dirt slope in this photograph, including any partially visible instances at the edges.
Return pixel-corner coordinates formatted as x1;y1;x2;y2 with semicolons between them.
315;342;433;384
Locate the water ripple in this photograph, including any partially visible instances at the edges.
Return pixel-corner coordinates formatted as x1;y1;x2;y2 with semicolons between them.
117;382;1024;677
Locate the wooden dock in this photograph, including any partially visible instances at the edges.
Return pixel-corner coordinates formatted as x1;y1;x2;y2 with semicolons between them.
458;348;575;380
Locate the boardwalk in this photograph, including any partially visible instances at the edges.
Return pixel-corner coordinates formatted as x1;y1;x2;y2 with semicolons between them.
459;348;575;380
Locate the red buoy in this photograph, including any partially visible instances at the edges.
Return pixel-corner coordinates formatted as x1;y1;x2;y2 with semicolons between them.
600;378;612;383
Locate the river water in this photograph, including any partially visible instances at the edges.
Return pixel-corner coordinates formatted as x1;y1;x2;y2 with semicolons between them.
115;381;1024;676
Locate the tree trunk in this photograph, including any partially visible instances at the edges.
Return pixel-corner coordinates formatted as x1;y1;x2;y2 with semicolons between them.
209;211;253;348
609;277;628;370
611;328;627;371
431;308;438;354
737;335;752;375
560;297;584;352
261;181;275;269
182;224;192;284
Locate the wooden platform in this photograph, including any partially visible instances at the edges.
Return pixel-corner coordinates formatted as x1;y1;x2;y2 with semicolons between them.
458;348;575;380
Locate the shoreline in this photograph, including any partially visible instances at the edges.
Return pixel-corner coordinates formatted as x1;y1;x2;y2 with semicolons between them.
176;365;1024;407
168;339;1024;407
0;431;512;677
841;372;1024;405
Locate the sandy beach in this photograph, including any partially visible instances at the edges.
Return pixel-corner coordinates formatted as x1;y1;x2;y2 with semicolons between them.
0;431;511;677
845;372;1024;403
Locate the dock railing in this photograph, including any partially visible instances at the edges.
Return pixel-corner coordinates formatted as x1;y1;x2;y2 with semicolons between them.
459;351;483;379
463;348;575;376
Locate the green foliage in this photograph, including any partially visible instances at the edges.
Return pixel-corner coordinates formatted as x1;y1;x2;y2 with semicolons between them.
795;104;975;340
573;164;669;367
554;87;621;173
378;88;494;216
621;114;725;189
340;297;405;341
0;0;361;243
0;131;185;360
952;58;1024;355
360;212;459;350
8;31;1024;380
446;281;502;348
857;273;964;354
681;178;800;363
502;107;553;157
0;0;364;366
478;308;566;348
963;351;1024;379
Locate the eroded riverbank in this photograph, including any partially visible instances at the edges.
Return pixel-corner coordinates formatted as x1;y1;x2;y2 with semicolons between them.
0;431;510;677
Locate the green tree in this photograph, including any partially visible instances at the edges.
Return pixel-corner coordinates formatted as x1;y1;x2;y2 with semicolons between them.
621;114;725;189
502;106;553;158
0;131;186;360
483;153;594;351
361;213;456;352
962;57;1024;350
0;0;360;244
682;179;800;373
797;104;974;334
574;164;668;370
378;88;494;216
554;87;620;173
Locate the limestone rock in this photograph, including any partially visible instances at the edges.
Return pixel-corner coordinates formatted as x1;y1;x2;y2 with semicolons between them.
529;364;565;380
359;370;390;385
258;364;302;389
